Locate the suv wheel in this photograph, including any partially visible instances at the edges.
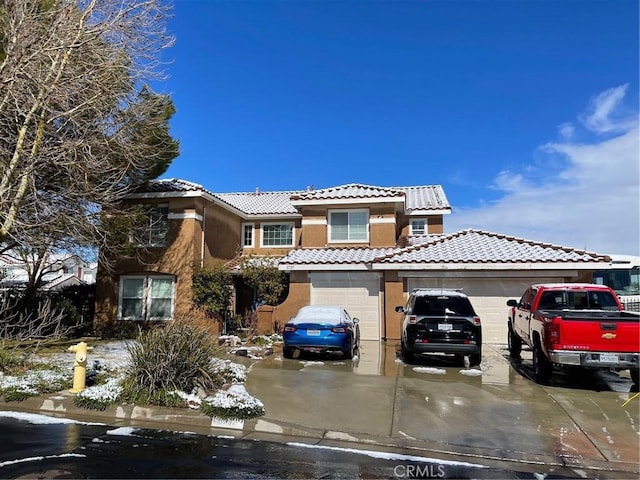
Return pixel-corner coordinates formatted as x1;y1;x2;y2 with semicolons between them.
400;341;413;364
469;352;481;368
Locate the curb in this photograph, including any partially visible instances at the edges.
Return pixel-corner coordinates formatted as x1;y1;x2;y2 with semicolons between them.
1;391;638;478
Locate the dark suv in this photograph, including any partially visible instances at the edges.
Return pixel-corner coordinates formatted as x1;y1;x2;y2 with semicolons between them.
396;289;482;366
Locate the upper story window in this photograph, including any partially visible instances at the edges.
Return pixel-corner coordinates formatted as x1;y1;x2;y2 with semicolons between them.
119;275;174;321
133;204;169;246
410;218;427;235
242;223;254;248
261;223;294;247
329;209;369;242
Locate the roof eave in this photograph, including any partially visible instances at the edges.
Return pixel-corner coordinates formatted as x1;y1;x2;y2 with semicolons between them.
372;261;611;270
291;195;405;207
279;264;372;271
243;213;302;220
125;191;207;200
407;208;451;216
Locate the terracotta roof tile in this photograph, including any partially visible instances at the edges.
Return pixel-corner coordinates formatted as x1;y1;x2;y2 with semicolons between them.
140;179;450;215
290;184;404;202
378;229;610;264
289;183;450;211
215;191;302;216
280;247;399;265
395;185;450;211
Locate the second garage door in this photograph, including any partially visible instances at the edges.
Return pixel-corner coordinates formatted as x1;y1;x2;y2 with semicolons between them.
406;276;560;344
310;272;381;341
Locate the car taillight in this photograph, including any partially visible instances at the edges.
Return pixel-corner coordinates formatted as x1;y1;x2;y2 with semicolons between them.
408;315;417;324
331;326;347;333
283;325;297;332
545;317;561;347
473;316;481;326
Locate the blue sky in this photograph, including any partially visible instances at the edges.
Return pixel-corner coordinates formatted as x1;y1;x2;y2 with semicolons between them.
158;0;639;256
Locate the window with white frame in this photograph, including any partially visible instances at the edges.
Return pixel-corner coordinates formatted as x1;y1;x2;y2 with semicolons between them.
132;204;169;246
242;223;254;248
329;209;369;242
119;275;174;320
410;218;428;235
261;223;294;247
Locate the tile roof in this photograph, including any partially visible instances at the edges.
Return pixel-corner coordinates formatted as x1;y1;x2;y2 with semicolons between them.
278;229;611;268
215;191;302;216
136;179;303;216
137;179;450;216
290;184;404;202
141;178;206;194
395;185;450;212
279;247;399;266
376;229;611;265
289;183;450;211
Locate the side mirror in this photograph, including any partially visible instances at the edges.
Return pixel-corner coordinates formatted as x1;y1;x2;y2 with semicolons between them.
395;305;405;313
506;299;517;307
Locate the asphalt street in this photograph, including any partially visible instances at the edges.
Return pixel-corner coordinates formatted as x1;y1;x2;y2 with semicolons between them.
1;339;638;479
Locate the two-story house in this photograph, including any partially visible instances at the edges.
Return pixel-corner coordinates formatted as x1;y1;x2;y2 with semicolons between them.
94;179;612;344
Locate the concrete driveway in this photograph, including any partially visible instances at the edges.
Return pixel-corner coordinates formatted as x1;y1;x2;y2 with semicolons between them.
244;340;639;476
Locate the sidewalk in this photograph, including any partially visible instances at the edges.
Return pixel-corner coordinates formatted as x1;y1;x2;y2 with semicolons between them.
2;359;639;480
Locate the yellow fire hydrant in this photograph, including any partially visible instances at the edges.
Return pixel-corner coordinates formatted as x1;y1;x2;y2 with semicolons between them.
68;341;93;393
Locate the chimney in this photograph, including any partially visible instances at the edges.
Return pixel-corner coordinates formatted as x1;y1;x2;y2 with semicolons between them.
254;187;260;195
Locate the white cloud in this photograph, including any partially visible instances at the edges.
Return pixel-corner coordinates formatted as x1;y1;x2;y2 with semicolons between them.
579;84;636;134
447;85;640;256
558;122;575;140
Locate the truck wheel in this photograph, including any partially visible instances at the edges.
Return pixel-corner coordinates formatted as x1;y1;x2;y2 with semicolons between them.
532;343;552;385
508;322;522;358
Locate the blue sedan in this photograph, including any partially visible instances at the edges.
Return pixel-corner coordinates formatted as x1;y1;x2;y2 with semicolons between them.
282;305;360;359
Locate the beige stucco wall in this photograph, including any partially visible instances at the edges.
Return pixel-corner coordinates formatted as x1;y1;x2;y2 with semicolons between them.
256;271;310;334
383;271;405;340
241;219;303;256
94;198;202;330
398;214;444;236
202;201;242;265
94;209;199;328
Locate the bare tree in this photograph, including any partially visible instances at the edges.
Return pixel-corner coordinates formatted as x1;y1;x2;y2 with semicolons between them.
0;291;70;344
0;0;179;267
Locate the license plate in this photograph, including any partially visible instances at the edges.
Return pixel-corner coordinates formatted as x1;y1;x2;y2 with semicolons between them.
599;353;618;363
306;329;321;336
438;323;453;331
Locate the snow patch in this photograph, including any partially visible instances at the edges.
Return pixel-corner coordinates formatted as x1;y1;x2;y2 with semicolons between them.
459;369;483;376
413;367;446;375
0;453;85;468
286;442;488;467
0;411;96;425
301;361;324;368
106;426;137;436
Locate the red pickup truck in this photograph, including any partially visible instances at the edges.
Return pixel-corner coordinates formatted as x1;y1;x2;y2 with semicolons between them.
506;283;640;385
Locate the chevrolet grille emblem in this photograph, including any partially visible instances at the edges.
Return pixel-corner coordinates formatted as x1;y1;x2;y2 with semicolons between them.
601;333;617;340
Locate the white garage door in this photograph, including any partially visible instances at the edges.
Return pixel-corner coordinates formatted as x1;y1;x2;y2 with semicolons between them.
407;276;558;344
310;272;381;341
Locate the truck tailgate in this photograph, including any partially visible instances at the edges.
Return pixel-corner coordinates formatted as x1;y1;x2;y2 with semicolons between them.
557;315;640;352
